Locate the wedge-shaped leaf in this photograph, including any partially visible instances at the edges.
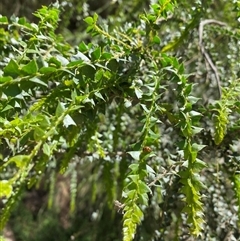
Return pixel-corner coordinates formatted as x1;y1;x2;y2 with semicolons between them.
95;69;104;81
1;105;14;112
128;174;139;183
101;52;113;60
42;143;51;156
3;59;21;77
140;104;150;113
84;16;94;25
21;60;38;75
91;47;101;61
0;180;12;198
127;151;141;161
189;110;202;117
8;155;29;169
138;192;149;205
0;76;12;83
129;163;139;172
56;55;69;66
71;51;90;62
123;189;137;199
192;158;207;172
191;173;207;190
0;16;8;23
29;77;48;87
34;126;45;141
63;114;76;127
79;41;88;52
67;60;84;67
131;213;142;223
192;126;203;135
146;164;156;174
132;203;143;219
56;101;66;117
192;143;206;152
188;96;201;104
94;92;105;101
135;88;143;99
138;180;152;194
153;35;161;44
48;56;62;68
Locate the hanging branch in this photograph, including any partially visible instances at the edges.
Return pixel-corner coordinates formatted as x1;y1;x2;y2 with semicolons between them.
199;19;227;98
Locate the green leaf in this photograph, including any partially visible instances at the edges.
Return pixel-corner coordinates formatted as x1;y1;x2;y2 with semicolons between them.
48;57;62;68
123;189;136;199
56;101;65;117
153;35;161;44
21;60;38;75
84;16;94;25
1;105;14;112
3;85;21;97
29;77;48;87
192;126;203;135
63;114;76;127
55;55;69;66
3;60;21;77
79;42;88;52
192;143;206;152
138;180;151;194
127;151;141;161
91;47;101;61
94;92;105;101
0;76;12;83
34;127;45;141
146;164;156;174
0;180;12;198
8;155;29;169
128;175;139;183
67;60;84;67
95;69;104;81
0;16;8;23
43;143;51;156
129;164;139;172
101;52;113;60
135;88;143;99
138;193;149;205
188;96;201;104
39;67;57;74
93;13;98;22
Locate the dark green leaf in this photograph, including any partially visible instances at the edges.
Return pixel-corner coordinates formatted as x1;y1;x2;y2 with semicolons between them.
3;60;21;77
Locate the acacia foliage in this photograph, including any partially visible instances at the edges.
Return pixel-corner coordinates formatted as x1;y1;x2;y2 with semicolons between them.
0;0;240;240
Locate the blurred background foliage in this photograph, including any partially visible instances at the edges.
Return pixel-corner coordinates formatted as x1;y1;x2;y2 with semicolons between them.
0;0;240;240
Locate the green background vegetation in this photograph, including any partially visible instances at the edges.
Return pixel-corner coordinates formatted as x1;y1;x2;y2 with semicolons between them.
0;0;240;240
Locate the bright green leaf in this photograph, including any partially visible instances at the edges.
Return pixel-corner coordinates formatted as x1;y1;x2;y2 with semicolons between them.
84;16;94;25
0;180;12;198
8;155;29;169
